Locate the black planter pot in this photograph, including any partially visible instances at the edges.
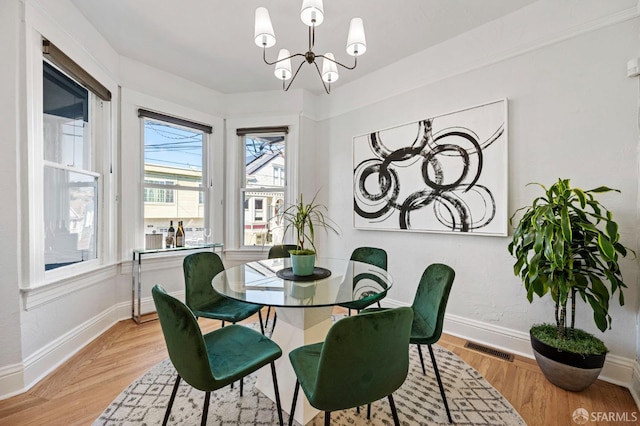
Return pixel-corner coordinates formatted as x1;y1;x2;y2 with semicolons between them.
530;331;606;392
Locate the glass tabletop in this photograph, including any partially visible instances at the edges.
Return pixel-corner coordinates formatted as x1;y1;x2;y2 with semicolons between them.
211;257;392;308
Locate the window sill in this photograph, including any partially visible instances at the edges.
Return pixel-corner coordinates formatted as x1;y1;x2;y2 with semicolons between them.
21;263;118;311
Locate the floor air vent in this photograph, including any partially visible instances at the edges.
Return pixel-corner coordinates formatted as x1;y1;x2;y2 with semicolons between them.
464;341;515;362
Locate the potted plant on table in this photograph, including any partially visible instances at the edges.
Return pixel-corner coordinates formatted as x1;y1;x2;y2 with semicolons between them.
508;179;633;391
277;192;340;276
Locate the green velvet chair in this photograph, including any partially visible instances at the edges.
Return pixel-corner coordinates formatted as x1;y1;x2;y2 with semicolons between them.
151;285;284;426
183;251;265;333
410;263;456;424
268;244;298;259
338;247;388;315
288;307;413;426
265;244;298;329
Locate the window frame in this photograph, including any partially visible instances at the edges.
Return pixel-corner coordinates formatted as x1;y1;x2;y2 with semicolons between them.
24;31;115;289
224;116;299;259
240;131;287;248
140;114;212;247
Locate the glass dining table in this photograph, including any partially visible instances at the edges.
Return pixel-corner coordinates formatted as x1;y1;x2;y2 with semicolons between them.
212;256;392;425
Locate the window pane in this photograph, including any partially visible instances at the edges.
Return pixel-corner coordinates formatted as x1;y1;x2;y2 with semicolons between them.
143;118;205;246
243;134;286;247
44;167;97;270
43;62;91;169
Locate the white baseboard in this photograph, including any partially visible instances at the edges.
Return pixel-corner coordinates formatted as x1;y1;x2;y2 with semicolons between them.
0;289;187;401
0;305;120;400
20;306;122;395
0;363;26;400
382;298;636;389
130;290;185;319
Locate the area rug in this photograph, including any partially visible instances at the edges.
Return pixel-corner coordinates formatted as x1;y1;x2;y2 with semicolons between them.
94;319;525;426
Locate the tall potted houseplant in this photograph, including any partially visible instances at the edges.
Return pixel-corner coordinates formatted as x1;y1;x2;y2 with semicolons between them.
508;179;633;391
278;192;340;276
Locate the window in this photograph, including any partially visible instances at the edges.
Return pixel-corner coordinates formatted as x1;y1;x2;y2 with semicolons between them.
43;61;99;271
143;179;175;203
273;165;285;186
240;130;287;247
141;110;212;246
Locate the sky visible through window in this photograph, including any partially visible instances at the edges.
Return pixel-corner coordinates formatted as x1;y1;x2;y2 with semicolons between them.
144;120;202;171
143;120;286;172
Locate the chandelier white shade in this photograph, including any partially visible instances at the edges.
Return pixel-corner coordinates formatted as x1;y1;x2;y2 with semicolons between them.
300;0;324;26
254;7;276;48
274;49;293;80
346;18;367;56
254;0;366;93
321;53;339;83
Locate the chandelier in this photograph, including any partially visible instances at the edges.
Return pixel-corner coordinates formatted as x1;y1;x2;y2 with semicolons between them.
254;0;367;94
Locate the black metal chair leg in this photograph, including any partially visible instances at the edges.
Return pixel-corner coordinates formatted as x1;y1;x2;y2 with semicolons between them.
270;362;284;426
266;306;271;326
221;320;225;328
272;311;277;331
162;375;181;426
416;344;427;375
240;376;243;396
288;380;300;426
428;344;452;423
356;406;360;414
367;403;371;419
324;411;331;426
201;391;211;426
258;310;265;335
388;394;400;426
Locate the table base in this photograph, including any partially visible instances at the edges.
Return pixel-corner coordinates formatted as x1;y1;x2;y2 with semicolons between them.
255;306;334;425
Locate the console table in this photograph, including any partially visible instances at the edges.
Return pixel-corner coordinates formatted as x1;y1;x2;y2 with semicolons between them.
131;243;223;324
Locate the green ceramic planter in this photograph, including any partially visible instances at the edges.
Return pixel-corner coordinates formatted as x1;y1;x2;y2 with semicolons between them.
290;253;316;276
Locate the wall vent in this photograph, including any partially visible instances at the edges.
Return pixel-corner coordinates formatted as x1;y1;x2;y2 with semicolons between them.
464;341;515;362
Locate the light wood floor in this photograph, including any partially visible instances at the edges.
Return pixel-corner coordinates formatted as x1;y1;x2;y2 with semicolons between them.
0;309;636;426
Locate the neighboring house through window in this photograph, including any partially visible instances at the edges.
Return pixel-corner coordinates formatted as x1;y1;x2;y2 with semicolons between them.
141;110;212;246
238;127;287;247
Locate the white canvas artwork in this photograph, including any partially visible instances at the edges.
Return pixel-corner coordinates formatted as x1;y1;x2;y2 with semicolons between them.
353;99;508;236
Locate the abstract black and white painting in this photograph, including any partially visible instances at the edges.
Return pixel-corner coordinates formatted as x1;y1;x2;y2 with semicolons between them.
353;99;507;236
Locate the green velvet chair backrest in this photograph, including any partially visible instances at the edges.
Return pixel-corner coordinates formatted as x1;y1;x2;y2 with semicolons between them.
151;285;217;391
311;307;413;411
183;251;225;312
411;263;455;342
268;244;299;259
350;247;387;270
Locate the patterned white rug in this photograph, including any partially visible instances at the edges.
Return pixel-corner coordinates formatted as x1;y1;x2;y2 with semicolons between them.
94;325;525;426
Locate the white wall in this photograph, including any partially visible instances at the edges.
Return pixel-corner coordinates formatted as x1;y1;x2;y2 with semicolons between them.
2;0;639;401
317;2;640;379
0;0;125;398
0;0;26;382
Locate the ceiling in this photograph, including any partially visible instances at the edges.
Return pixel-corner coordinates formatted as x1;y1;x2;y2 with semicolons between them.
70;0;538;95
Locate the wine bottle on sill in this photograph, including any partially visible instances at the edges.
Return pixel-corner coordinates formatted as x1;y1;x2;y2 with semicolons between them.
176;221;185;247
166;220;175;248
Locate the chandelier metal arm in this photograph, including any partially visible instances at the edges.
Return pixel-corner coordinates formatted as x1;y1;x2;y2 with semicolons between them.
283;59;308;91
313;61;331;94
316;53;358;70
262;46;304;66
